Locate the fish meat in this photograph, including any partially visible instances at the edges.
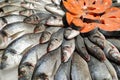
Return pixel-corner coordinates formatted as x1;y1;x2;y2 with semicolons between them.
61;39;75;62
32;47;61;80
103;41;120;64
40;27;61;43
18;43;48;80
75;35;90;61
71;52;92;80
45;4;65;16
64;27;80;39
84;38;106;61
0;22;36;49
54;58;71;80
0;33;42;70
47;28;64;52
46;15;64;27
0;14;26;30
88;56;112;80
24;13;52;24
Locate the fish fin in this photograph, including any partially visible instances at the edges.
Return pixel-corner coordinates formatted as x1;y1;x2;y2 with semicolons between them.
10;30;24;40
20;45;33;55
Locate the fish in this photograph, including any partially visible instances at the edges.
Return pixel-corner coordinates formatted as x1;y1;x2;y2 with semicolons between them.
0;5;24;16
51;0;61;6
46;15;64;27
32;47;61;80
84;38;106;61
34;23;47;33
45;4;65;16
107;38;120;51
103;59;118;80
64;27;80;39
0;14;26;30
0;49;4;63
61;39;75;62
19;9;41;17
54;58;71;80
0;33;42;70
40;27;61;43
103;40;120;64
111;62;120;78
24;13;51;24
88;31;106;49
18;43;48;80
112;2;120;7
71;52;92;80
0;22;36;49
75;35;90;61
47;28;64;52
88;56;112;80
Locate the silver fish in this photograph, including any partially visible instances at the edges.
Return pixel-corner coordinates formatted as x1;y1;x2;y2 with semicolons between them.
84;38;106;61
51;0;61;6
19;9;41;17
103;59;118;80
64;27;80;39
75;35;90;61
24;13;51;24
46;15;64;27
40;27;61;43
45;4;65;16
54;58;71;80
34;23;47;33
61;39;75;62
0;33;42;70
104;41;120;64
0;22;36;49
18;43;48;80
88;56;112;80
71;52;92;80
88;31;106;49
32;47;61;80
47;28;64;52
0;14;26;30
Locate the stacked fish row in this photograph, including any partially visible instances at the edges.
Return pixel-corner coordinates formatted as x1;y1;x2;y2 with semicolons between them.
0;0;120;80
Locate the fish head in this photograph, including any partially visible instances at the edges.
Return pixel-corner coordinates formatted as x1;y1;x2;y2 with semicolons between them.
0;49;22;70
0;17;7;29
34;73;49;80
24;15;40;24
62;46;72;62
19;10;32;16
47;38;61;52
40;32;51;43
46;16;56;25
19;62;34;80
34;24;46;33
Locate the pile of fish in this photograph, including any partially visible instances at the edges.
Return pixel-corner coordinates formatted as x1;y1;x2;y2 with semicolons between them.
0;0;120;80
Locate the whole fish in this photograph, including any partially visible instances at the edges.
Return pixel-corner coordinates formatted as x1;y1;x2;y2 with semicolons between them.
88;56;112;80
88;31;106;49
0;5;24;16
0;22;36;49
107;38;120;51
45;4;65;16
111;62;120;78
0;33;42;70
34;23;47;33
64;27;80;39
0;14;26;30
40;27;61;43
46;15;64;27
75;35;90;61
84;38;106;61
54;58;71;80
103;41;120;64
71;52;92;80
51;0;61;6
103;59;118;80
32;47;61;80
61;39;75;62
19;9;41;17
18;43;48;80
47;28;64;52
24;13;51;24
